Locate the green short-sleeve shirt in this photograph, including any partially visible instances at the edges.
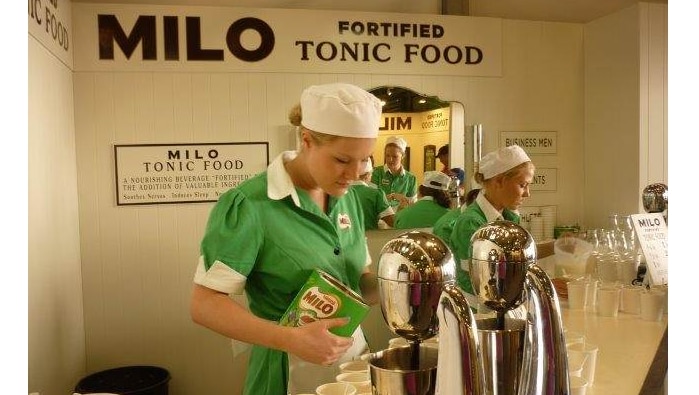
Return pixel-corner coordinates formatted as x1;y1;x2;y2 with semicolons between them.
450;203;520;294
432;206;463;246
370;165;417;208
196;151;369;395
350;181;393;230
394;197;449;229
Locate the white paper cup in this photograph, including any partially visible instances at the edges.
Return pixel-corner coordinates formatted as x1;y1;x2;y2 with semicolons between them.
339;359;369;374
620;285;642;314
567;280;589;310
567;342;599;386
640;289;666;321
335;372;371;393
597;285;621;317
316;382;357;395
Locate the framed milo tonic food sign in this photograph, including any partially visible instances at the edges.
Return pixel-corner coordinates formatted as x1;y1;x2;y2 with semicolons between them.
114;142;269;205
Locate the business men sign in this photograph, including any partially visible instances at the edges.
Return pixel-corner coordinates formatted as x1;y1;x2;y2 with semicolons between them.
72;4;502;76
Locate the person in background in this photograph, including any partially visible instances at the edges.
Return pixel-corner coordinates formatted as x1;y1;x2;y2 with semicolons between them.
449;145;535;294
464;188;481;206
371;136;417;211
351;157;395;229
432;187;481;245
189;82;382;395
394;171;452;229
437;143;466;205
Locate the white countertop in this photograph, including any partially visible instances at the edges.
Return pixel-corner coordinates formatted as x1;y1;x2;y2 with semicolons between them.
560;301;668;395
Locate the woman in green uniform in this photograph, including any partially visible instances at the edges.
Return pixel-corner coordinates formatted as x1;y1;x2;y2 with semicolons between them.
394;171;452;229
371;136;417;211
351;157;395;229
190;83;383;395
449;145;535;294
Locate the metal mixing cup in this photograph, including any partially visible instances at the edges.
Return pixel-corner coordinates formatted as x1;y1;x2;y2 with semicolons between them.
369;345;439;395
477;317;526;395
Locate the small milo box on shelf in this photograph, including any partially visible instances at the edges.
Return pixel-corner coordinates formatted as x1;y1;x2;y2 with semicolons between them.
279;269;369;337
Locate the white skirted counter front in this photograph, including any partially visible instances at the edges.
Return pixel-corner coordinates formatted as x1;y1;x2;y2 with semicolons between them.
560;301;668;395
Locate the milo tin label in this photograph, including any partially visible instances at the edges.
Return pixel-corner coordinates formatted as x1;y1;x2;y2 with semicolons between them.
279;269;369;337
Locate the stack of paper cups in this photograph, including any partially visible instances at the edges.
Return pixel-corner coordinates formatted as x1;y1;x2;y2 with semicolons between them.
540;205;556;240
529;215;544;241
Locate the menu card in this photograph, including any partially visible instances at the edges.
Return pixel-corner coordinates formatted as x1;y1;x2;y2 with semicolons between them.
630;213;668;285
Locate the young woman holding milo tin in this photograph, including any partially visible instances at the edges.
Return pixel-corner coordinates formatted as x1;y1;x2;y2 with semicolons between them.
190;83;382;395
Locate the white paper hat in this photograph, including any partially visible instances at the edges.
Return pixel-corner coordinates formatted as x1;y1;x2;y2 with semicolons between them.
479;145;532;179
300;83;382;138
422;171;452;191
386;136;408;152
361;157;374;175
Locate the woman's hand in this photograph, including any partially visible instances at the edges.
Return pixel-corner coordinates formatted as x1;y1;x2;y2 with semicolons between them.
283;318;354;365
388;193;410;210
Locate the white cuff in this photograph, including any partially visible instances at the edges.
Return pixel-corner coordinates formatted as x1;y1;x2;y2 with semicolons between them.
193;256;247;294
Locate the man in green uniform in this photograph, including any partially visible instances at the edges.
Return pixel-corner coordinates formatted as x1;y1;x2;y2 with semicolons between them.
190;83;383;395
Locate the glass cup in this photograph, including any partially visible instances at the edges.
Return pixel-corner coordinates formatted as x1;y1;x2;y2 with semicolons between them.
566;280;589;310
597;284;621;317
620;285;642;314
567;342;599;386
640;289;666;321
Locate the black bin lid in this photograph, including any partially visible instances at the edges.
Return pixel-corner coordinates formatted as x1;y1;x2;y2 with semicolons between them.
75;365;170;394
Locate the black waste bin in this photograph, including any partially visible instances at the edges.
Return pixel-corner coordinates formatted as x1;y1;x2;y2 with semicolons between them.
74;365;170;395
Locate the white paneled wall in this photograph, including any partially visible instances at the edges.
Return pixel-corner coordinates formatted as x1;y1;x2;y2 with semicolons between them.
583;3;668;229
73;20;586;394
28;35;85;395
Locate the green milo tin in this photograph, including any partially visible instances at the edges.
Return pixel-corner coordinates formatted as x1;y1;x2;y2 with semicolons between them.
279;269;369;337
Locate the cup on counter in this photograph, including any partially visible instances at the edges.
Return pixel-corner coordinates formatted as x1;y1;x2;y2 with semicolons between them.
584;279;599;312
564;330;585;348
567;351;587;378
315;382;357;395
597;284;621;317
620;285;642;314
335;372;371;393
566;280;589;310
651;284;669;313
567;342;599;386
640;289;666;322
569;375;589;395
339;359;369;374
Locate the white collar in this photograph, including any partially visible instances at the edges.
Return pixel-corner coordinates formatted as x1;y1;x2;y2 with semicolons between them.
476;190;504;222
382;164;405;176
267;150;302;207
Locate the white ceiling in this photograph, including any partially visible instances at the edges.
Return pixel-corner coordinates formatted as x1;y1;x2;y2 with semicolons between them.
72;0;667;24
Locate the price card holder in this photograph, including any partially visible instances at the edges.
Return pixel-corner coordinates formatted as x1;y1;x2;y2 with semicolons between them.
630;213;668;285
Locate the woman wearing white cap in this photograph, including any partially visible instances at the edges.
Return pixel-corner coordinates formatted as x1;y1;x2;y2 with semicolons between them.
394;171;452;229
351;157;395;229
371;136;418;211
449;145;535;294
190;83;382;395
